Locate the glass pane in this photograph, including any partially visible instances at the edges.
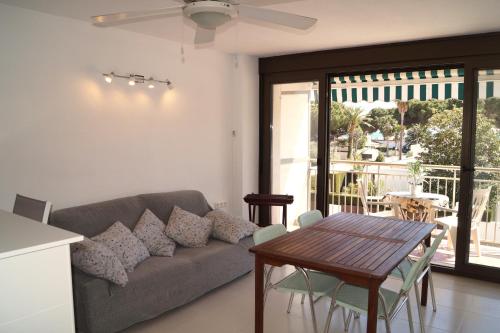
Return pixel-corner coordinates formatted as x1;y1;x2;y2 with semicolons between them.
272;82;318;230
328;69;464;267
468;69;500;268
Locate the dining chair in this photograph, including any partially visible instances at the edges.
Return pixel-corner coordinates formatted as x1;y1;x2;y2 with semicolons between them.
12;194;52;224
435;187;491;256
324;247;432;333
253;224;342;333
390;228;448;319
296;210;324;306
358;178;395;217
298;210;323;228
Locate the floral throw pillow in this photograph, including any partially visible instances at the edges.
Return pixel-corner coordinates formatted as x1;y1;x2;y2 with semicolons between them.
133;209;176;257
205;209;259;244
70;238;128;286
165;206;213;248
92;221;150;272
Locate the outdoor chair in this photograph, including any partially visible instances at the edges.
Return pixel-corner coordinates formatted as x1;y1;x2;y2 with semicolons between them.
358;178;395;217
253;224;342;333
434;187;491;257
12;194;52;224
390;228;448;323
324;246;435;333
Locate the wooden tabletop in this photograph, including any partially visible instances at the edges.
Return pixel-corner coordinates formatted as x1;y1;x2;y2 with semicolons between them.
250;212;435;283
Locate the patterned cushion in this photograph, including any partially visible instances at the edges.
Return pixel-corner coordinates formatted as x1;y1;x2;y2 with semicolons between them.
165;206;213;248
133;209;176;257
70;238;128;286
205;209;259;244
92;221;150;272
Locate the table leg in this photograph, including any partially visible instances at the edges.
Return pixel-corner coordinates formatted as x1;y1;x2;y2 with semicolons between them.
283;205;287;228
420;235;431;306
255;256;264;333
367;281;380;333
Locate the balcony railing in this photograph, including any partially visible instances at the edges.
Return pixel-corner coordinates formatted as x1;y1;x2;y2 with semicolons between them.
309;160;500;245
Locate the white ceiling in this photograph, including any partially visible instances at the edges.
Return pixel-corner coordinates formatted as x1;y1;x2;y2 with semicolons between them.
2;0;500;57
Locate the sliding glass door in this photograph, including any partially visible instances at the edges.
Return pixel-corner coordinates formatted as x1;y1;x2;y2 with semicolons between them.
466;69;500;269
271;81;318;230
327;68;465;268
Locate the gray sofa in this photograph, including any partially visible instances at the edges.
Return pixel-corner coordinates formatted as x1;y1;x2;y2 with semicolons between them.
49;190;254;333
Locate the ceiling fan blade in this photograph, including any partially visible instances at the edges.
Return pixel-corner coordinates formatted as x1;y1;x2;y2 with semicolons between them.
92;6;184;26
237;5;317;30
194;26;216;44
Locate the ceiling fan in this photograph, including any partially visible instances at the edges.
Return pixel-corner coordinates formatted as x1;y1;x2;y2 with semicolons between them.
92;0;317;44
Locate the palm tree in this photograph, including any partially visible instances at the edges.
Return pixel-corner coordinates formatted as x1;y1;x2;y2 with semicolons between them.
344;107;372;159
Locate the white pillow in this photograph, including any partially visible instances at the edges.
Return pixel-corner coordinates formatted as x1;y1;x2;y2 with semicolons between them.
92;221;150;272
165;206;213;248
205;209;259;244
133;209;176;257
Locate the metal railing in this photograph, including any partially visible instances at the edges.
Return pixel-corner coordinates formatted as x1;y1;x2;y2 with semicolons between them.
308;160;500;243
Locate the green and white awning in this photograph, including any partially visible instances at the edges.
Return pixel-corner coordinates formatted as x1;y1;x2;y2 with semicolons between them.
331;69;465;103
479;69;500;99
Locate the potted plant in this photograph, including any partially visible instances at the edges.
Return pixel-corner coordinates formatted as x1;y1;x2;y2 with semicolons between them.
407;160;425;196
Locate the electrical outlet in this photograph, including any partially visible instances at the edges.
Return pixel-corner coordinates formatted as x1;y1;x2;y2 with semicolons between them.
213;201;228;209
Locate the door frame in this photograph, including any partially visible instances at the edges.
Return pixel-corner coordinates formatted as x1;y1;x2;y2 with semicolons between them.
259;32;500;282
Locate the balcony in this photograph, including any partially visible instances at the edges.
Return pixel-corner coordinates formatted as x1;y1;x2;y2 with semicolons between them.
308;160;500;268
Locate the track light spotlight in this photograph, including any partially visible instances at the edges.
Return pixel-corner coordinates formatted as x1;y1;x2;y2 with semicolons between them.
103;73;113;83
101;72;172;89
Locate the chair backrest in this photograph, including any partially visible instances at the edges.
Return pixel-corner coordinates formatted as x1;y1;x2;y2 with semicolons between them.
425;227;448;265
357;178;370;215
298;210;323;228
401;247;432;293
13;194;52;224
397;198;433;222
471;187;492;225
253;224;287;245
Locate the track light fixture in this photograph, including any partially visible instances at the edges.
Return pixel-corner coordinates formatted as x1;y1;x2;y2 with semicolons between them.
102;72;172;89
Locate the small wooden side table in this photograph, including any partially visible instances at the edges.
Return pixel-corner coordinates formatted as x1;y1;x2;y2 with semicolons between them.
243;193;294;227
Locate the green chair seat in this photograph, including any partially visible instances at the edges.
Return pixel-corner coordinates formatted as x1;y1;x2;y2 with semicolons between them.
334;284;400;317
275;271;341;297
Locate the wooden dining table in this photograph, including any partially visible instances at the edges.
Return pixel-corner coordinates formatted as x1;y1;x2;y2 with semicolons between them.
249;212;435;333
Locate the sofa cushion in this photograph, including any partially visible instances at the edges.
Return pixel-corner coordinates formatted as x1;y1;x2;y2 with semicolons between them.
138;190;212;222
49;195;145;237
133;209;176;257
165;206;213;248
93;222;150;272
205;209;259;244
174;239;255;291
70;238;128;286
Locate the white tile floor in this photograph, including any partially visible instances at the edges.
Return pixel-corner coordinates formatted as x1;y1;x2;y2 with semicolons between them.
123;267;500;333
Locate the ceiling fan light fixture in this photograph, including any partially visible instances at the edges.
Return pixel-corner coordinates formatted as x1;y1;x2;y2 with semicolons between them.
184;1;237;30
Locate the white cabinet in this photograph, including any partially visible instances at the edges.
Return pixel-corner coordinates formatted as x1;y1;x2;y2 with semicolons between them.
0;210;83;333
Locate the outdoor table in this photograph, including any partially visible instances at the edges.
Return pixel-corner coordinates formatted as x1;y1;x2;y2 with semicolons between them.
386;191;449;207
249;212;435;333
386;191;450;221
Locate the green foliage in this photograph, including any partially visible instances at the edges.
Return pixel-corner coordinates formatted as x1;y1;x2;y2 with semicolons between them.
375;152;385;162
402;99;463;126
366;108;399;139
478;97;500;129
329;102;349;140
407;160;426;185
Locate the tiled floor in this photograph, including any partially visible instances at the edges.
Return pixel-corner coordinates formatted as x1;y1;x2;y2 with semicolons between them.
123;267;500;333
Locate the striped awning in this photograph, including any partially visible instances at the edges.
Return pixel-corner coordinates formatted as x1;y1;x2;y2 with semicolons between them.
331;69;464;103
478;69;500;99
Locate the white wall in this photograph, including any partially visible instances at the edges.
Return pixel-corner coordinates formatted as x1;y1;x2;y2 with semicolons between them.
230;55;259;217
0;4;258;214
